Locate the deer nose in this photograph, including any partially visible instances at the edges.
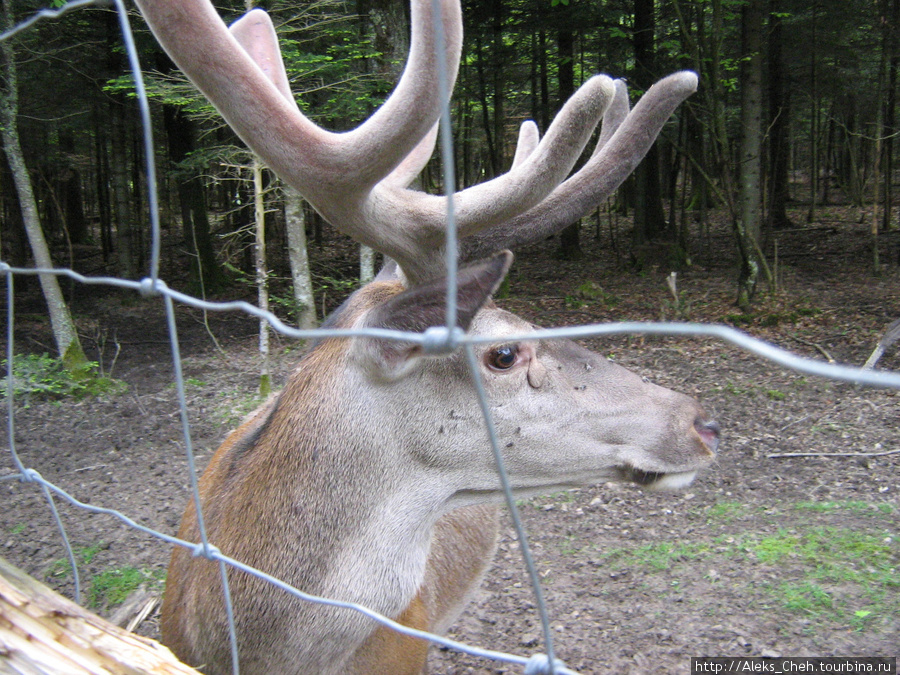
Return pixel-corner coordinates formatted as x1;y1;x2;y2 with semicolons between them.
694;418;721;455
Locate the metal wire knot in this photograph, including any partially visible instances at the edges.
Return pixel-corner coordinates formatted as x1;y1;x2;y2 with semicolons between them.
421;325;465;355
524;653;566;675
138;277;166;298
190;542;222;561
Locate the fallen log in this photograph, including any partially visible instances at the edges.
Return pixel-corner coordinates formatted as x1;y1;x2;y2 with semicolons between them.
0;556;198;674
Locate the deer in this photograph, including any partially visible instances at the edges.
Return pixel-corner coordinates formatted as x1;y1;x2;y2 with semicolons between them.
134;1;720;673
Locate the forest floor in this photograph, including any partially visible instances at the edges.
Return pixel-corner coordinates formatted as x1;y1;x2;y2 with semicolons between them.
2;205;899;674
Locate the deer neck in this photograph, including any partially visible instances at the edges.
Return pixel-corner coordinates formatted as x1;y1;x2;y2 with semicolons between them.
237;342;452;623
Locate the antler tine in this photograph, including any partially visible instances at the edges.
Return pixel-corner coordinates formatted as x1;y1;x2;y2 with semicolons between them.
381;74;617;284
382;124;441;189
135;0;459;196
595;79;630;154
511;121;540;169
449;75;615;239
304;72;616;286
229;10;293;103
229;10;439;194
461;71;698;260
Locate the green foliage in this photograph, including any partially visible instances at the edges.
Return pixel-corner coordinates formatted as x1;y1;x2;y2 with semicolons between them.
724;313;754;326
565;281;619;310
1;354;126;403
724;306;821;328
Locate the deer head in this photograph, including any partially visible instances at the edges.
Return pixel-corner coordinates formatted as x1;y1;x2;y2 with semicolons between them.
135;1;719;673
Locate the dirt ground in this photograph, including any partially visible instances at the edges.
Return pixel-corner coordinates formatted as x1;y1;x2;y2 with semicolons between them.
2;207;899;674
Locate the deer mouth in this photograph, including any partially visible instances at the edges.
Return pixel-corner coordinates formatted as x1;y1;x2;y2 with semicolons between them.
622;467;700;491
618;419;719;491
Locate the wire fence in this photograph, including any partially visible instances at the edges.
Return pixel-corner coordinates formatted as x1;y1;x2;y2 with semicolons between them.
2;2;900;675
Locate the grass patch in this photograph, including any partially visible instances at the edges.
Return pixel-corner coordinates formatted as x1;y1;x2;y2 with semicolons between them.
794;500;895;516
706;501;745;523
213;389;268;428
745;527;897;582
89;566;163;609
750;531;801;563
779;580;834;612
744;526;898;630
46;543;107;580
602;541;712;571
594;502;897;635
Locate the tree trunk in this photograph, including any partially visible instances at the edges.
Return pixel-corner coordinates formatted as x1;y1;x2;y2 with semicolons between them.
736;0;765;309
538;30;550;132
873;0;891;272
882;0;900;231
807;2;820;222
284;185;316;329
253;159;271;396
490;0;505;174
58;130;88;246
94;107;113;263
766;0;791;231
0;0;87;371
0;155;28;267
360;0;407;281
0;556;199;674
163;106;225;293
109;103;135;279
556;27;582;260
632;0;668;245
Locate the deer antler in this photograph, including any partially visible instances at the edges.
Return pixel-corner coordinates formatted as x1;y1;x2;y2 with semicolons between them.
462;73;697;260
136;0;696;284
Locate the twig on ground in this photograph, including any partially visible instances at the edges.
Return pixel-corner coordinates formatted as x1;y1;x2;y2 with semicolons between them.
790;334;835;363
768;448;900;459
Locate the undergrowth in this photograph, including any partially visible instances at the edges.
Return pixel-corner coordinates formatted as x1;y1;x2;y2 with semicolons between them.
1;353;125;404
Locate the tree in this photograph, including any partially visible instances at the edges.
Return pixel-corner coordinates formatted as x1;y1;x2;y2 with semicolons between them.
0;0;88;373
766;0;791;232
358;0;409;282
556;19;581;259
283;184;316;329
631;0;668;246
735;0;765;309
162;103;227;293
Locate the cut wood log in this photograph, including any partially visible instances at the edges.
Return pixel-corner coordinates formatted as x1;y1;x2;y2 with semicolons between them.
0;556;198;674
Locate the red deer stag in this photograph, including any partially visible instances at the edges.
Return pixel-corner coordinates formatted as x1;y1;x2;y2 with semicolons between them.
135;1;720;673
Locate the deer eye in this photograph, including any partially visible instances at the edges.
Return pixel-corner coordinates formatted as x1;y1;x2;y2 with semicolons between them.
487;345;519;371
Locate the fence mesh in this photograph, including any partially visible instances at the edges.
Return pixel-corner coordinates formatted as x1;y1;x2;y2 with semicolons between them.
2;2;900;675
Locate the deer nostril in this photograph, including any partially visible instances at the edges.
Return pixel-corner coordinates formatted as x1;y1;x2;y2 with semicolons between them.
694;418;721;454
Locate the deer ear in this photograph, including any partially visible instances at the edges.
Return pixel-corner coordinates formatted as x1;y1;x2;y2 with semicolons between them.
361;251;512;373
368;251;512;334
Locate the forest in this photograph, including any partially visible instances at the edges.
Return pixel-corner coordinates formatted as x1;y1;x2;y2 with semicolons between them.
1;0;899;362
